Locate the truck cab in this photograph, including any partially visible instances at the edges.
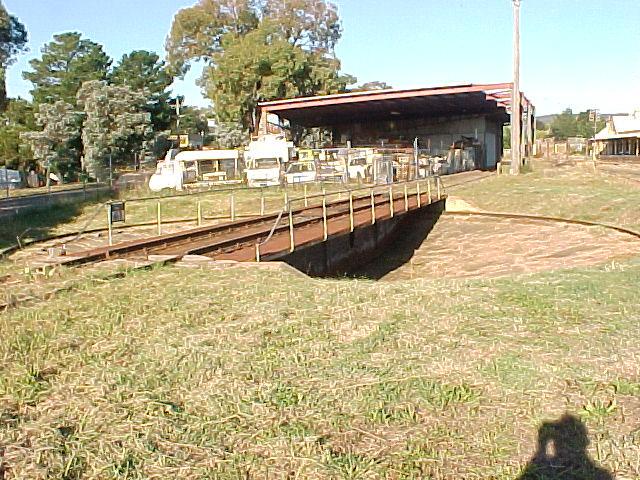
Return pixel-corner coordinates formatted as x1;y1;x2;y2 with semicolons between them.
244;134;294;188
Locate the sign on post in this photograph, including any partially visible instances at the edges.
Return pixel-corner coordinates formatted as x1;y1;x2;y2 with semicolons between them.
109;201;126;223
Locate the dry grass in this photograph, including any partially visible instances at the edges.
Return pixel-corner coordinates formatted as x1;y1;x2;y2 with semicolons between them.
2;165;640;478
447;163;640;230
1;262;640;478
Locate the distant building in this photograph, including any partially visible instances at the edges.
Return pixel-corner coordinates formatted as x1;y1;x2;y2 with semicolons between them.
257;83;535;169
594;111;640;156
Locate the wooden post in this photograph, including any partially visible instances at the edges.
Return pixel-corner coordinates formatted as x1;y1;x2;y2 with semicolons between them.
255;243;261;262
427;177;432;203
389;186;394;218
284;190;288;209
156;201;162;235
288;209;295;252
260;188;265;216
106;204;113;246
304;184;308;207
510;0;521;175
322;193;328;241
349;191;354;232
197;200;202;226
416;181;421;207
370;190;376;225
230;192;236;221
403;184;408;212
436;177;441;199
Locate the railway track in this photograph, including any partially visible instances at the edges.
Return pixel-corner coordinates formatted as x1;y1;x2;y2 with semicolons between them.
445;210;640;241
55;183;442;267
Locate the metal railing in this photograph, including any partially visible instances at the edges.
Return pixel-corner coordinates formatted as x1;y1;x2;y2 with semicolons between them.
254;176;444;260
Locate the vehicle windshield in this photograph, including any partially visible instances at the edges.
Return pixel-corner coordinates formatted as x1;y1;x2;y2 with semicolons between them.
287;162;314;173
253;158;279;169
350;157;368;166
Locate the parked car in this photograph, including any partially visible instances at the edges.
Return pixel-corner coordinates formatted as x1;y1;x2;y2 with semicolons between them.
285;161;316;184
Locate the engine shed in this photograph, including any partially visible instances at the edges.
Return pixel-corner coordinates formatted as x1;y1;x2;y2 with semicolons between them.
257;83;534;169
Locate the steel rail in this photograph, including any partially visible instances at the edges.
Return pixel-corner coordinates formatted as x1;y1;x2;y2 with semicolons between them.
445;210;640;240
55;188;432;266
133;189;435;258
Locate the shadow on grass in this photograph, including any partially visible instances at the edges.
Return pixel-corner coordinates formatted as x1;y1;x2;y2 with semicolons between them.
517;414;612;480
0;202;91;250
345;204;443;280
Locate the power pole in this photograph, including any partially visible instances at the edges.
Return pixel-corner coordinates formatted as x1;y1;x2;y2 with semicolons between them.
510;0;521;175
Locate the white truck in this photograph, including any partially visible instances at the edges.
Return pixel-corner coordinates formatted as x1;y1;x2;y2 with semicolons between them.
148;149;241;192
244;134;295;188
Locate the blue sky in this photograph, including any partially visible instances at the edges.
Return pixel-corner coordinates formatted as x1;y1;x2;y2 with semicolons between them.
5;0;640;115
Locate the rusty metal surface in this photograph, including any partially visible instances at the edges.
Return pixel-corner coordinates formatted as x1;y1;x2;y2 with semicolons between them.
59;187;442;266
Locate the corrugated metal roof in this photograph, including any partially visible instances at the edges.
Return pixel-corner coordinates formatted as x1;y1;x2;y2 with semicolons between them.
595;114;640;140
257;82;530;128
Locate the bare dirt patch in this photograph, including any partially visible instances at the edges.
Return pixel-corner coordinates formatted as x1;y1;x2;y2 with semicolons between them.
380;214;640;281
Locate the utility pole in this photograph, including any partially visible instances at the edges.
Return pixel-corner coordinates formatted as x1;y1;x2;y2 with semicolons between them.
510;0;522;175
590;109;599;161
171;96;184;148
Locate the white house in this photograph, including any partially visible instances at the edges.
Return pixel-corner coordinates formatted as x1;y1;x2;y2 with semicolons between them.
594;111;640;156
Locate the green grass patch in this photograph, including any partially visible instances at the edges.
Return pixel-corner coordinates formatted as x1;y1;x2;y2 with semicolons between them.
2;261;640;477
449;164;640;229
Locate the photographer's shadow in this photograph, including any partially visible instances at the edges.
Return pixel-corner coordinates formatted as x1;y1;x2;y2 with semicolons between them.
518;414;612;479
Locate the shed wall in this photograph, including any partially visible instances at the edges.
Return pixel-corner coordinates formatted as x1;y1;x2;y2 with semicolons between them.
331;114;503;167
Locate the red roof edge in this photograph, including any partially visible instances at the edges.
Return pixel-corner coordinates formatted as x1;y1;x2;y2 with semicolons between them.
258;82;515;111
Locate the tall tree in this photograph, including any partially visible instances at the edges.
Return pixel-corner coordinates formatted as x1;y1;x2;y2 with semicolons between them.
576;110;605;139
0;98;35;170
550;108;606;140
261;0;341;51
353;81;392;91
166;0;352;131
109;50;174;131
20;101;82;181
0;2;28;109
204;22;351;129
550;109;578;140
178;105;209;135
23;32;111;105
165;0;259;76
77;80;152;180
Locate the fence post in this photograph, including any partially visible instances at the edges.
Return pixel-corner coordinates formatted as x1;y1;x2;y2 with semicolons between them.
427;177;432;203
436;176;441;199
288;209;295;252
389;186;394;218
260;188;265;216
370;190;376;224
106;204;113;246
349;190;354;232
404;183;408;212
322;193;328;241
197;199;202;226
255;243;261;262
156;201;162;235
416;180;421;207
304;184;308;207
230;192;236;221
284;190;288;209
